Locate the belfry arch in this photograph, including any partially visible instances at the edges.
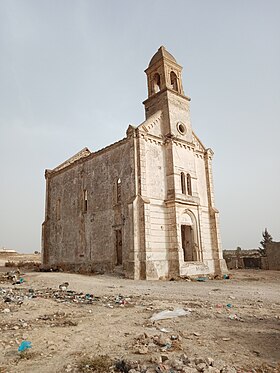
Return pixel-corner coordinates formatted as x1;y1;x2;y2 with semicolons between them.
170;71;179;91
153;73;161;93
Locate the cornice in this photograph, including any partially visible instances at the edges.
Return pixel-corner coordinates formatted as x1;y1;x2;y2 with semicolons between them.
142;87;191;106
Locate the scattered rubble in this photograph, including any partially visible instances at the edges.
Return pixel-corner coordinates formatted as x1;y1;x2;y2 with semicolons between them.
0;285;136;308
0;270;279;372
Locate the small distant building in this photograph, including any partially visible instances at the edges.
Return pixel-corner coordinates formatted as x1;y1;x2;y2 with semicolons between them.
0;247;17;254
223;245;280;271
223;248;262;269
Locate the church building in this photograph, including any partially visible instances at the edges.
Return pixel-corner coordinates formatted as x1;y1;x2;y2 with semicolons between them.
42;46;227;279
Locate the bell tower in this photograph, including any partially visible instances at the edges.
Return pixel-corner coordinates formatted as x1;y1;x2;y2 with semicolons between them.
145;46;184;97
143;46;192;143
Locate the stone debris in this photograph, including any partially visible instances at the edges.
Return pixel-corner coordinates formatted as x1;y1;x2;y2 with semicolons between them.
133;332;182;355
109;355;235;373
67;354;234;373
1;271;279;373
0;286;136;308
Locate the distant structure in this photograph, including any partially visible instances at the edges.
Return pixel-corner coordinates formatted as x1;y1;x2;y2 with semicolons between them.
223;248;262;269
42;46;227;279
266;242;280;270
223;245;280;271
0;247;17;254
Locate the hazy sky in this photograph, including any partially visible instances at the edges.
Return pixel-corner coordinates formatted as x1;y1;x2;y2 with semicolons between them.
0;0;279;253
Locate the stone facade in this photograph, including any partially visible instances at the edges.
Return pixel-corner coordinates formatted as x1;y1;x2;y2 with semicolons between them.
42;46;227;279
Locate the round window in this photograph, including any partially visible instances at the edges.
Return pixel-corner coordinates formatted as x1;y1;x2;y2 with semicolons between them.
177;122;186;135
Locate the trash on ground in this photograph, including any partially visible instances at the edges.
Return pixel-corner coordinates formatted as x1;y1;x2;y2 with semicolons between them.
18;340;32;352
150;308;191;321
196;277;207;282
159;328;172;333
59;282;69;290
228;314;242;321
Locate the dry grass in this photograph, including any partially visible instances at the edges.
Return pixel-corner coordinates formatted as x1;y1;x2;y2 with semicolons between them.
18;351;38;360
77;355;113;373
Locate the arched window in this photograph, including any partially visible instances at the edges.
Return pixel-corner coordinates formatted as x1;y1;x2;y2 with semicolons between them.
181;172;186;194
187;174;192;196
117;178;121;202
153;73;161;93
170;71;178;91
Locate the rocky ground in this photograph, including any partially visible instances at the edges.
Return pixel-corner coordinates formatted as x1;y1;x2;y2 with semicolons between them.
0;267;279;373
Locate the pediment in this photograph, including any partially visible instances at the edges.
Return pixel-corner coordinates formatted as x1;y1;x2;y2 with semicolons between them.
192;132;206;153
137;111;163;138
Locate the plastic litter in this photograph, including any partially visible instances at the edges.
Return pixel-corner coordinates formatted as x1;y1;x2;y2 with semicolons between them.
196;277;207;282
150;308;191;321
59;282;69;291
159;328;171;333
13;277;24;285
228;314;241;321
161;342;172;350
18;341;32;352
226;303;233;308
223;274;230;280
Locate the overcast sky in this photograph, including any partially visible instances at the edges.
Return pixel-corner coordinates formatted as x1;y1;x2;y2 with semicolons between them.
0;0;279;253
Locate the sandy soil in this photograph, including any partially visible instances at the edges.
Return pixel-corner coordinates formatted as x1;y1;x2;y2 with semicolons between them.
0;269;279;373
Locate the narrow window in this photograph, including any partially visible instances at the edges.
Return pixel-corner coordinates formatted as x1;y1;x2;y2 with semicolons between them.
170;71;178;91
115;229;122;265
181;172;186;194
117;178;121;203
56;199;61;220
187;174;192;196
83;189;88;213
153;73;161;93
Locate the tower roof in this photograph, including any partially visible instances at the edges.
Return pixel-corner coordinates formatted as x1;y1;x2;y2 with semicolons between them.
148;46;177;67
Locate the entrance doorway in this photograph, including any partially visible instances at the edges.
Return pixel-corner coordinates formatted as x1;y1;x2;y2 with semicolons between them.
115;229;122;265
181;225;196;261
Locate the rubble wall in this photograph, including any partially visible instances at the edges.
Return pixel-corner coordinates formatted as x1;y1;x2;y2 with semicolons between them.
43;138;136;275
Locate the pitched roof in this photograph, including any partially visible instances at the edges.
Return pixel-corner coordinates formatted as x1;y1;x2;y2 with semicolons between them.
148;46;177;67
53;147;91;172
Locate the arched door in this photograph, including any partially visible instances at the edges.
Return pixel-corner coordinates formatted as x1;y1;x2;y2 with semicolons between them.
180;211;200;262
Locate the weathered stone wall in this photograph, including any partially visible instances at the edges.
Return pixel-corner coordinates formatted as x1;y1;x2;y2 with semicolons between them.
137;133;170;279
43;138;136;275
266;242;280;270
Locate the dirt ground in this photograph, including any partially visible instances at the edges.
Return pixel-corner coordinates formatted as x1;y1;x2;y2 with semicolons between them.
0;263;279;373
